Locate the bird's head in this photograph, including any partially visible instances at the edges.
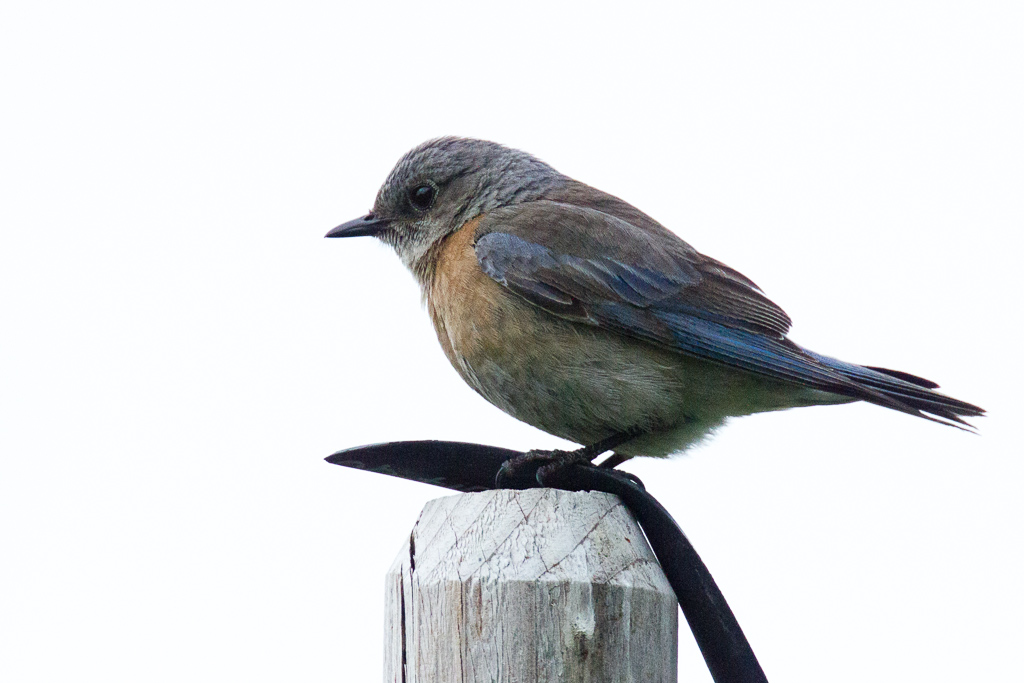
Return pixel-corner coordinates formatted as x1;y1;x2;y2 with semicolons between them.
327;137;563;281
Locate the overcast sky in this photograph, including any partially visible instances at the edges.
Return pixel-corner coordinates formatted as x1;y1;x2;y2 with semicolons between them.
2;2;1021;681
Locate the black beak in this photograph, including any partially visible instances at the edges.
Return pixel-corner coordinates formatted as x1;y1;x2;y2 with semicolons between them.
325;213;392;238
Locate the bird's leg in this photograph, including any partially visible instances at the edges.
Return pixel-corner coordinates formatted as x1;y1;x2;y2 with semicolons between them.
578;430;640;461
597;452;630;469
494;430;641;489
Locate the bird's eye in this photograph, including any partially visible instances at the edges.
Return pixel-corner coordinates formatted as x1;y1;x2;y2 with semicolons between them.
409;184;436;211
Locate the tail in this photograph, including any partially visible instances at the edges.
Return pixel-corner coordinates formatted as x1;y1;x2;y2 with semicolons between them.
801;350;985;430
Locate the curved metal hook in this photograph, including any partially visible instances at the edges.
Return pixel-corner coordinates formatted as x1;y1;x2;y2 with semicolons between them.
327;440;768;683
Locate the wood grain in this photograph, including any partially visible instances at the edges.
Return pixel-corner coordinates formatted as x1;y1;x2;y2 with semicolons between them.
384;488;678;682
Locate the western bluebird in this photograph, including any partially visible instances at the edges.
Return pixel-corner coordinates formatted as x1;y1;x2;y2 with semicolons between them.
327;137;982;464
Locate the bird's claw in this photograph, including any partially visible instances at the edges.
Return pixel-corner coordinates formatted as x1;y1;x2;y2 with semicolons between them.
494;448;587;489
494;447;649;491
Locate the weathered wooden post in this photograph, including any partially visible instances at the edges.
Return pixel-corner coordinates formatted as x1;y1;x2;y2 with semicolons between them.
384;488;678;682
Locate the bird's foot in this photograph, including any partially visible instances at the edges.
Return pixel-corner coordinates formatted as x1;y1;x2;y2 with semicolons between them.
494;432;645;490
494;448;583;490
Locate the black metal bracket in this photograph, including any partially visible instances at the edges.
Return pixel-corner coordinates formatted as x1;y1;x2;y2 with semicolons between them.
328;440;768;683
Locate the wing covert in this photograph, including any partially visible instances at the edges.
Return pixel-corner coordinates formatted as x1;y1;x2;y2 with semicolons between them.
474;200;791;336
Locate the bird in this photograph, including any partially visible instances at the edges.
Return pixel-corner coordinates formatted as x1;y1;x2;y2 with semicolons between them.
327;137;983;466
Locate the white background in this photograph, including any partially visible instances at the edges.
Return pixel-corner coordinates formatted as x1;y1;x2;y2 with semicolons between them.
1;2;1021;681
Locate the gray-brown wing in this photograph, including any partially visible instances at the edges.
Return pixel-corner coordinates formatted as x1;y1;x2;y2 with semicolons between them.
473;200;983;425
475;200;791;336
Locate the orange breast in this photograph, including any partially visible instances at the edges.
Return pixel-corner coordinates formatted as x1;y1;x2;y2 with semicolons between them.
426;216;510;382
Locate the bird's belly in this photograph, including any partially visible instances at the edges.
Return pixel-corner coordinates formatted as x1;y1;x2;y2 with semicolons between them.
433;289;808;456
457;328;705;456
